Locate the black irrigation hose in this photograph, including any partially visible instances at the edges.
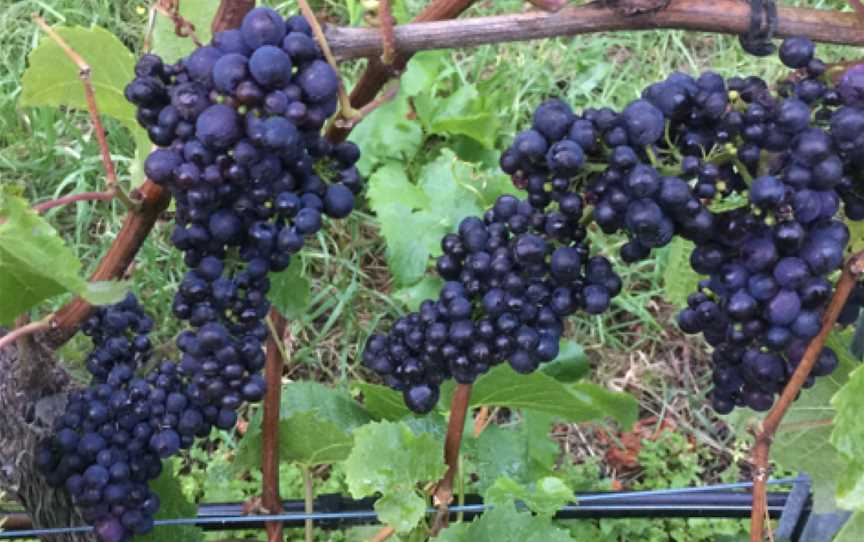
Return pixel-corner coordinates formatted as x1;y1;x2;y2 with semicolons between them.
0;478;811;539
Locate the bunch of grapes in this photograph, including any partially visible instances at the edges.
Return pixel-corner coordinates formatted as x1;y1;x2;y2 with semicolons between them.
37;296;164;539
39;7;362;541
363;189;622;413
499;36;864;414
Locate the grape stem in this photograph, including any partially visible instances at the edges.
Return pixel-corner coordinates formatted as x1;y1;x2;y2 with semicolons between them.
301;465;314;542
262;309;288;542
371;526;395;542
211;0;255;34
749;250;864;542
32;14;141;214
379;0;397;66
32;190;116;214
325;0;477;143
847;0;864;24
431;383;473;535
0;315;54;354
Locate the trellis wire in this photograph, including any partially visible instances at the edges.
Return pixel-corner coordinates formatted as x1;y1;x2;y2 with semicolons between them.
0;477;803;538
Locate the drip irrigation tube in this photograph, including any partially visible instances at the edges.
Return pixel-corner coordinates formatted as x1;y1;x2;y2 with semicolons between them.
0;477;813;540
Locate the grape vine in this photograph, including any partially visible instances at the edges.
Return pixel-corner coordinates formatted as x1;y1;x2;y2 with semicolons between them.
364;36;864;418
35;7;362;541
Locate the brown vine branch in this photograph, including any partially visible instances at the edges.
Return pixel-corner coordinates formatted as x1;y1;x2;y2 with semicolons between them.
431;383;472;535
263;309;288;542
0;316;53;354
528;0;568;12
848;0;864;25
32;14;139;213
325;0;476;143
212;0;255;34
322;0;864;61
33;191;116;214
45;180;169;348
371;525;395;542
749;251;864;541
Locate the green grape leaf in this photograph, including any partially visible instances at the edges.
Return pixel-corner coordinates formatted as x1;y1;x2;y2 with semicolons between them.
831;356;864;510
835;510;864;542
234;383;370;471
366;162;428;211
847;220;864;256
485;475;574;518
436;502;574;542
444;364;637;427
354;382;413;421
139;462;204;542
279;381;371;429
400;51;445;98
349;90;423;177
369;150;484;285
344;421;446;533
772;331;855;512
269;257;311;319
20;24;148;174
540;340;589;382
151;0;215;63
21;25;137;128
81;280;129;306
469;412;559;493
0;193;88;324
393;276;444;312
417;150;485;230
278;411;354;466
708;192;749;212
374;491;428;534
660;237;702;307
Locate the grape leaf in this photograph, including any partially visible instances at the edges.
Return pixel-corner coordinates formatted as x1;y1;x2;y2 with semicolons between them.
370;150;484;286
469;412;559;493
436;502;574;542
151;0;214;63
660;237;702;308
277;411;355;466
366;162;428;211
772;331;855;512
485;475;573;518
279;381;371;429
234;382;371;471
20;24;149;182
81;280;129;306
0;193;87;324
21;25;138;131
269;257;310;319
415;84;499;149
834;510;864;542
831;359;864;511
443;364;637;428
349;91;423;177
138;462;204;542
354;382;413;421
344;421;446;533
393;276;443;312
540;340;589;382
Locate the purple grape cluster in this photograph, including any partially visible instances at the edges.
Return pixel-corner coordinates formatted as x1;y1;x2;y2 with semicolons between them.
363;193;622;413
37;296;163;538
498;36;864;414
39;7;362;541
